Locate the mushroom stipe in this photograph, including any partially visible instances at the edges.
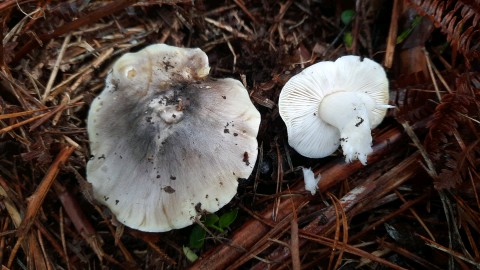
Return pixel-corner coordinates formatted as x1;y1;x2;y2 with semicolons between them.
87;44;260;232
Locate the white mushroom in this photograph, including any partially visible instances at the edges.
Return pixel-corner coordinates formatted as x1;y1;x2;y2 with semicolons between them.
86;44;260;232
279;55;392;165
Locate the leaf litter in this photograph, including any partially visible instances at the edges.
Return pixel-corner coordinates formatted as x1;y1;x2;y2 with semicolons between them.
0;0;479;269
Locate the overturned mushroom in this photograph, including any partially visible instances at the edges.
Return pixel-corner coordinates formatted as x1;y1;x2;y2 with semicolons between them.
87;44;260;232
279;55;392;165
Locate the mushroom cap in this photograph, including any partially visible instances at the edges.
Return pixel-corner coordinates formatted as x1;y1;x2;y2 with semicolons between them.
278;55;389;158
87;44;260;232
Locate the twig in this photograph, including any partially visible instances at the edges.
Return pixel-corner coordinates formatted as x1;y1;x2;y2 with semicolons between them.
37;228;52;270
0;112;47;135
27;230;48;269
400;121;438;178
42;34;71;102
92;204;136;264
289;195;300;270
394;190;436;241
11;0;138;63
204;17;251;40
28;99;83;131
299;231;408;270
0;177;22;227
423;48;442;101
145;240;177;265
59;208;71;270
36;220;73;264
8;145;76;268
48;47;114;100
273;138;283;221
328;194;348;270
418;234;480;267
53;181;104;261
233;0;259;25
0;103;81;120
351;0;362;54
384;0;401;68
233;210;297;269
350;190;428;242
380;240;444;270
223;33;237;73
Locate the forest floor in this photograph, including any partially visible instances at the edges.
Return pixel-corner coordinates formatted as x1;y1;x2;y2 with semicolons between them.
0;0;479;269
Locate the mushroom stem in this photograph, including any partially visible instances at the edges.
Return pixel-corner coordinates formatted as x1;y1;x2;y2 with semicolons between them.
318;91;376;165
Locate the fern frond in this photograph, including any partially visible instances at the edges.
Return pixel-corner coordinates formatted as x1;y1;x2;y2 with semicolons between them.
425;72;480;189
392;74;437;123
407;0;480;60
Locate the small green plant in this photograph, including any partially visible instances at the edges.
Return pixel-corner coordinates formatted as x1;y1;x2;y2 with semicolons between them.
182;246;198;262
184;209;239;262
343;32;354;48
341;9;355;25
396;15;423;44
189;223;207;249
341;9;355;48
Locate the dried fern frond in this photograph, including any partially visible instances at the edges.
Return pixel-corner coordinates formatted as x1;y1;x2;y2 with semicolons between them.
391;74;437;123
425;72;480;189
407;0;480;61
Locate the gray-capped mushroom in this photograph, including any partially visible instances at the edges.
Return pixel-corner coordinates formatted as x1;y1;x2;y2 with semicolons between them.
279;55;392;165
87;44;260;232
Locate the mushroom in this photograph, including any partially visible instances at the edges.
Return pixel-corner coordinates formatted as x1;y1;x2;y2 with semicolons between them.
278;55;392;165
86;44;260;232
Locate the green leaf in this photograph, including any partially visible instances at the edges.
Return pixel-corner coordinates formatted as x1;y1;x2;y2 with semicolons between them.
396;15;422;44
204;214;219;227
343;32;353;48
204;214;224;232
218;209;238;229
183;246;198;262
341;9;355;25
189;224;206;249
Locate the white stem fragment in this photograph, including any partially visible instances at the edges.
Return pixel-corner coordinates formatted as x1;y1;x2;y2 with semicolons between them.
302;167;321;195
